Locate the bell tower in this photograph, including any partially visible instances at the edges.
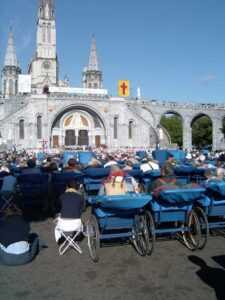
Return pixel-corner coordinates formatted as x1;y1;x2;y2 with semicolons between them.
29;0;58;92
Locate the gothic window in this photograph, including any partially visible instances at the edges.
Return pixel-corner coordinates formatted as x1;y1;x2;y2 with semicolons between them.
3;80;7;95
88;83;92;88
37;116;42;139
114;116;118;139
9;79;14;95
15;80;18;94
43;85;49;94
19;119;25;140
129;121;133;139
42;24;46;43
47;24;51;43
94;83;98;88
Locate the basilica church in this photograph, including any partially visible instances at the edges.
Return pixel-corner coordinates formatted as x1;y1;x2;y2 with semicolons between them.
1;0;224;151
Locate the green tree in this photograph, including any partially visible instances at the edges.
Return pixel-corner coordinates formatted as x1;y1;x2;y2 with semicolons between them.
160;115;183;147
192;116;212;149
220;118;225;136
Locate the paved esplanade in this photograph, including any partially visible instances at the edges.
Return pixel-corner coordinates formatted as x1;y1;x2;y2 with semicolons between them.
0;219;224;300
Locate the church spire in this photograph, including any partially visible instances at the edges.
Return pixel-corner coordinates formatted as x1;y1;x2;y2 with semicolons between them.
87;35;99;71
4;29;19;68
83;36;103;89
39;0;54;20
2;29;21;97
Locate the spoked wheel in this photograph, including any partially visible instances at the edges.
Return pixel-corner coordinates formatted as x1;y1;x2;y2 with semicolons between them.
182;210;201;251
87;215;100;262
133;214;150;256
79;185;87;210
144;211;155;256
194;206;209;249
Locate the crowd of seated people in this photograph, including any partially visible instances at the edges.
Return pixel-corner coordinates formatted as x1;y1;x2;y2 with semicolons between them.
0;147;224;265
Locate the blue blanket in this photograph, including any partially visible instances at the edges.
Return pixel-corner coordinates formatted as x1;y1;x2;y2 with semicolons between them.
90;194;151;210
206;181;225;197
156;188;206;206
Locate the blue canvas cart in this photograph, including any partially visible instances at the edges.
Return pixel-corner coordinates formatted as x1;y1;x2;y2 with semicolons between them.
197;180;225;234
141;170;161;192
149;187;208;250
174;165;206;184
86;193;155;262
83;167;110;195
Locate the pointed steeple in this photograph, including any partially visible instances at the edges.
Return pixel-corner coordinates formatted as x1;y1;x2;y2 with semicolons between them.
83;36;103;89
2;29;21;97
87;35;99;71
39;0;54;20
4;29;19;67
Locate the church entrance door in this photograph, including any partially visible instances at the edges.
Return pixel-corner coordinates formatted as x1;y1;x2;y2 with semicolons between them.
95;135;101;147
53;136;59;148
65;130;76;146
78;130;89;146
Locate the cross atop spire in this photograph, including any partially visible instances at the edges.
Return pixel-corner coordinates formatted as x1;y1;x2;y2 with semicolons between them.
87;35;99;71
4;29;19;67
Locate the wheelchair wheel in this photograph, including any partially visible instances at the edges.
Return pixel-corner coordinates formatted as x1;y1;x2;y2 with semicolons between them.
194;206;209;250
144;211;155;256
182;210;201;251
133;214;149;256
87;215;100;262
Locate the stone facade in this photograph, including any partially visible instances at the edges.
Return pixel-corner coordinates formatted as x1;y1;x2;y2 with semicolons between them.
0;0;225;151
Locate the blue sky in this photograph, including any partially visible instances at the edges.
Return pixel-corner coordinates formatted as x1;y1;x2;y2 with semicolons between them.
1;0;225;102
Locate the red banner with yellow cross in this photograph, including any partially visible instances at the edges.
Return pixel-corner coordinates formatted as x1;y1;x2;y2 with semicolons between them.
118;80;130;97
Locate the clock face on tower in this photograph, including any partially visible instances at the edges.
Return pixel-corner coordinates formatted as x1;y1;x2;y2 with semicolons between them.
43;60;51;70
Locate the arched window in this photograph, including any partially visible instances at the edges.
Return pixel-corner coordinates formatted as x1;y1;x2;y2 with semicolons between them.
9;79;14;95
3;80;7;95
114;116;118;139
37;116;42;139
129;120;133;139
19;119;25;140
43;85;49;94
47;24;51;43
15;80;18;94
42;24;46;43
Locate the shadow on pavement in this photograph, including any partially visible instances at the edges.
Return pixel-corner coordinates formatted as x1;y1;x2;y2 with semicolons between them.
212;255;225;270
189;255;225;300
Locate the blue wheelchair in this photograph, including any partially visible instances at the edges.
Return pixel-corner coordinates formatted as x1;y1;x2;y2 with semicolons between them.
86;193;155;262
149;187;208;250
197;180;225;235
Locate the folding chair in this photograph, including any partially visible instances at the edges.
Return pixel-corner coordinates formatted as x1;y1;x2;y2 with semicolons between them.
0;176;17;214
54;218;84;255
0;191;16;213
